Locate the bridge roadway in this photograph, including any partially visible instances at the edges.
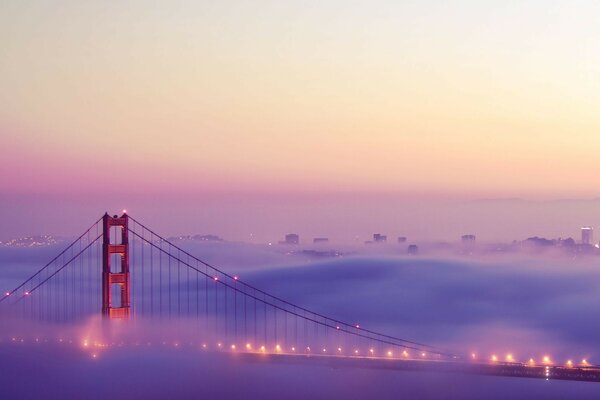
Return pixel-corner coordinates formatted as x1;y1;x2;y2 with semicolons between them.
236;352;600;383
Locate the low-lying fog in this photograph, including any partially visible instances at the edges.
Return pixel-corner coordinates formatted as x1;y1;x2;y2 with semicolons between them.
1;241;599;399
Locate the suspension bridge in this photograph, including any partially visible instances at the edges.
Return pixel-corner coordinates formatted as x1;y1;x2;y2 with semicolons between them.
1;212;599;383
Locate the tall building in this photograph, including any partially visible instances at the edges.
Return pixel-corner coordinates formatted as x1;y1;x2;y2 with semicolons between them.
461;234;476;244
279;234;299;245
373;233;387;243
581;227;593;245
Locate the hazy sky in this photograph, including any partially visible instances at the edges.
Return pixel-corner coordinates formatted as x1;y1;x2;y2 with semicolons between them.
1;1;600;238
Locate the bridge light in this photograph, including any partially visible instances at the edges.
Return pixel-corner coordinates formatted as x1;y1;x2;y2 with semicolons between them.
291;347;296;352
421;352;426;358
369;348;374;354
403;350;409;357
338;347;342;352
217;343;222;348
506;354;514;362
213;277;218;282
355;324;360;329
543;356;551;364
202;344;207;349
4;292;9;296
246;343;252;350
260;345;266;352
582;359;589;366
322;348;326;353
275;344;281;352
233;276;239;280
387;351;392;357
471;353;476;360
491;355;498;362
24;291;30;296
566;360;573;367
306;346;311;352
354;349;359;354
528;358;535;366
336;326;340;330
122;209;127;214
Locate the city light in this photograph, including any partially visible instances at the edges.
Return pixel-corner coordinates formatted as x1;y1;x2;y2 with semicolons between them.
260;345;266;352
471;353;476;360
491;355;498;362
338;347;342;352
506;354;514;362
387;351;392;357
246;343;252;350
566;360;573;367
231;344;236;350
275;344;281;352
402;350;409;358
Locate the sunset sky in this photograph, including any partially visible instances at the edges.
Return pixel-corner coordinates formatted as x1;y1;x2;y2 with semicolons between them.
1;1;600;239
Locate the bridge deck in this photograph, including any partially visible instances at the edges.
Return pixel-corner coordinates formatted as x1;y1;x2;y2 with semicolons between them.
237;352;600;383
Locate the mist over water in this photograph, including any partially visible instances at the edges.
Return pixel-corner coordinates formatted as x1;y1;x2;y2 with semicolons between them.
1;241;600;399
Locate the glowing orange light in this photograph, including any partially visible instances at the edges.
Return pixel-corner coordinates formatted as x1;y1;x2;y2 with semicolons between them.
276;344;281;352
246;343;252;350
491;355;498;362
566;360;573;367
402;350;409;357
543;356;551;364
582;359;589;366
260;345;266;352
506;354;514;362
387;351;392;357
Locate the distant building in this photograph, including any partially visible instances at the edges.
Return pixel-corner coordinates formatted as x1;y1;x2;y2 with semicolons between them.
373;234;387;243
280;233;299;245
397;237;407;243
313;237;329;244
407;244;418;255
461;234;476;244
581;227;593;245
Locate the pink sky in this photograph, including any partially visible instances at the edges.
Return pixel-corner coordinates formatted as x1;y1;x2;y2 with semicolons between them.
1;1;600;239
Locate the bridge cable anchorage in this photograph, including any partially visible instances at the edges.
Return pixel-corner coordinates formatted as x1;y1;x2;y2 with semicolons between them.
127;226;458;359
127;215;457;357
0;217;103;304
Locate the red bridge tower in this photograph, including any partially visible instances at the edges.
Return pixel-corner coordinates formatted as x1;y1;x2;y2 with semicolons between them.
102;212;130;319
